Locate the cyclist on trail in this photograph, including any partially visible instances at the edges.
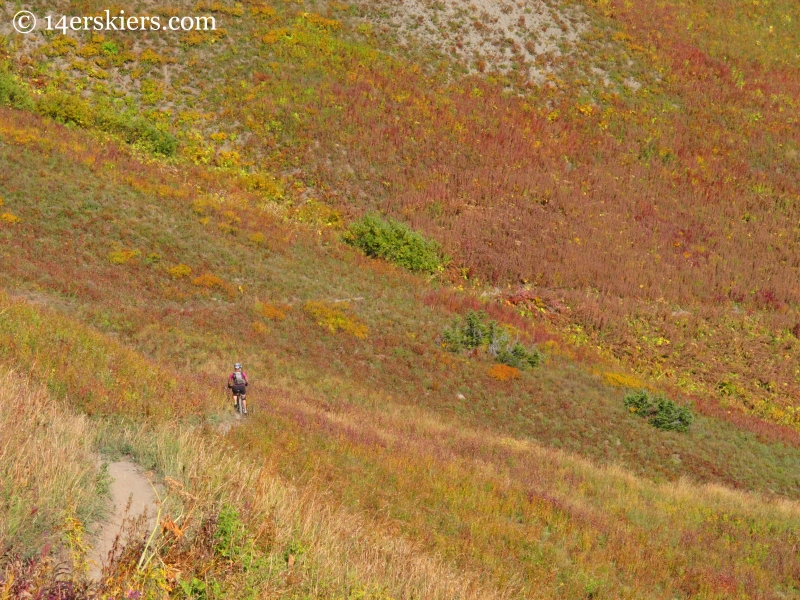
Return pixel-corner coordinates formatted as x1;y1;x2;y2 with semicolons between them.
228;363;249;415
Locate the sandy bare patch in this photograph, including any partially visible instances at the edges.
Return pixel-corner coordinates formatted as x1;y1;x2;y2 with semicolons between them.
356;0;590;83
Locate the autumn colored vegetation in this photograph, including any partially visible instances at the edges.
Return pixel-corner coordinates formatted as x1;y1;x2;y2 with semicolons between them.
1;95;799;596
3;0;796;430
0;0;799;597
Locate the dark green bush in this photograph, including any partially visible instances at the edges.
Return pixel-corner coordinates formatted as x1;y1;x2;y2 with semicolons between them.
624;390;692;433
623;390;653;414
441;310;541;370
650;397;693;432
129;120;178;156
442;310;489;351
497;342;542;369
94;104;178;156
343;214;446;273
0;65;33;110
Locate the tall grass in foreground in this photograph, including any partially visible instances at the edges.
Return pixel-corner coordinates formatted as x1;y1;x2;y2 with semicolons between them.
1;346;799;596
0;371;105;559
94;419;504;599
2;370;799;599
234;391;800;598
0;372;504;598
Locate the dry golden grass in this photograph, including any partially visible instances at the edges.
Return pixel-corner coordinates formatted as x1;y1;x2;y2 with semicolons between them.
234;387;800;598
99;419;508;599
254;300;289;321
0;370;506;597
0;371;104;559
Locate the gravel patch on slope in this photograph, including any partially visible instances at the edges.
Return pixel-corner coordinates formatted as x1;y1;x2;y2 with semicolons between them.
355;0;590;83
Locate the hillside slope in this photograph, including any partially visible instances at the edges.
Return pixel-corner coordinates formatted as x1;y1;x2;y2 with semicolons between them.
1;0;798;430
0;105;799;597
1;0;800;597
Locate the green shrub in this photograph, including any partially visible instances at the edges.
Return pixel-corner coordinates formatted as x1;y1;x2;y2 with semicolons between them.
442;310;489;351
650;397;693;432
441;310;541;370
624;390;692;432
343;214;446;273
497;342;542;369
36;91;93;127
0;65;33;110
94;104;178;156
623;390;653;414
130;120;178;156
101;41;120;55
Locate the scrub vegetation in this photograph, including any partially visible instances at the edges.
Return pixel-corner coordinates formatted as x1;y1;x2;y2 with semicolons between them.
0;0;798;597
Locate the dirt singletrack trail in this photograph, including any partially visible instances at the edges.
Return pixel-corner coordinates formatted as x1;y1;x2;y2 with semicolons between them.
216;411;246;435
88;461;159;581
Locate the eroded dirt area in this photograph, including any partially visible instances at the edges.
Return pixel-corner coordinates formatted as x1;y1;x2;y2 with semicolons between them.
355;0;590;83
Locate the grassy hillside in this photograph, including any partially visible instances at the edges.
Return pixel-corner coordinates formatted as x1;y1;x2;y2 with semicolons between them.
2;0;798;430
1;107;799;494
0;103;799;596
0;0;799;597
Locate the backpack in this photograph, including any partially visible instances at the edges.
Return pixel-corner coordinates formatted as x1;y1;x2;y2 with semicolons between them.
232;371;246;386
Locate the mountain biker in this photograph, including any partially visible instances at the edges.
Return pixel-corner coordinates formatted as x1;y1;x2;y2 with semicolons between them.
228;363;249;415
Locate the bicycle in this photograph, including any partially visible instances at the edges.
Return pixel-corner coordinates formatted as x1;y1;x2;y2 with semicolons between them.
234;392;248;416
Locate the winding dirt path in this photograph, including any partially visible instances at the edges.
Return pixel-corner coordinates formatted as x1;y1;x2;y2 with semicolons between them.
88;461;159;581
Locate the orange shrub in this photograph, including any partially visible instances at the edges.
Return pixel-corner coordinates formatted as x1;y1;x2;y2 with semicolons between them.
194;1;244;16
488;364;521;381
255;301;288;321
300;13;341;31
107;248;139;265
181;31;211;46
250;5;276;18
192;273;224;288
192;273;236;298
76;44;100;58
138;49;163;65
262;28;290;44
252;320;269;335
248;232;266;245
0;213;20;224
